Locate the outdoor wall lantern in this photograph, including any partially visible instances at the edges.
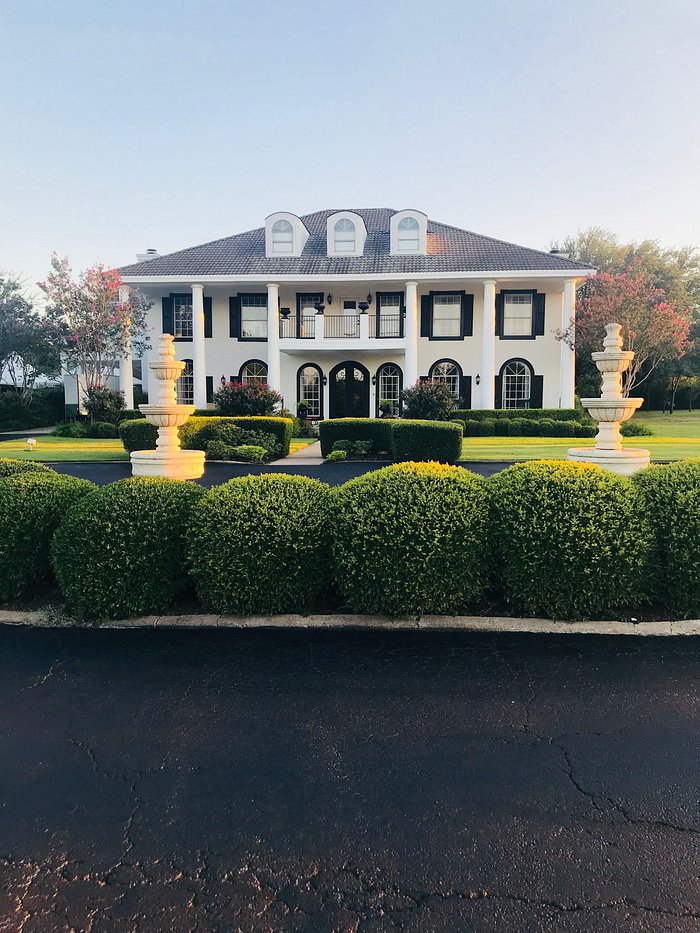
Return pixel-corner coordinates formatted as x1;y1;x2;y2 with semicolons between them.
366;293;373;304
358;301;370;314
220;375;226;386
371;375;377;386
322;374;328;386
475;373;481;385
326;294;333;305
314;302;325;315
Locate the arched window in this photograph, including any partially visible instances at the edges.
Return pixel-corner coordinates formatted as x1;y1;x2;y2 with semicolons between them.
334;218;356;254
501;359;533;409
397;216;420;252
271;219;293;255
297;364;323;418
429;359;462;401
376;363;402;417
239;360;268;386
176;359;194;405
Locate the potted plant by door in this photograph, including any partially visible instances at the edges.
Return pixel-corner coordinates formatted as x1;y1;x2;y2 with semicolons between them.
379;399;395;418
297;400;310;421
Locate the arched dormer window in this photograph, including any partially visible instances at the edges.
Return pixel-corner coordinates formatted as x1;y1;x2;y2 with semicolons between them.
264;212;309;258
326;211;367;257
390;210;427;255
334;218;356;253
271;219;293;255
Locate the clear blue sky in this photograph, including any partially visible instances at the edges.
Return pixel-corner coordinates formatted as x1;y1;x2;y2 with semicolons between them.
2;0;699;291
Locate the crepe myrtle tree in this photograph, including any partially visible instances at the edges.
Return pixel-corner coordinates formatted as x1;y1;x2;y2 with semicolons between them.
38;254;152;400
558;261;690;396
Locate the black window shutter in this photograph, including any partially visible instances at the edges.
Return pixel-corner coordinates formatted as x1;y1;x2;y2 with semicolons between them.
495;374;503;409
459;375;472;409
419;375;429;383
205;376;214;404
420;296;431;337
162;296;174;335
461;294;474;337
229;297;241;338
495;293;504;337
533;293;545;336
530;374;543;409
204;297;212;338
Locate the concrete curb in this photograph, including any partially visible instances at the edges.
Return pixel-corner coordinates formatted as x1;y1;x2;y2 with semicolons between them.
0;609;699;636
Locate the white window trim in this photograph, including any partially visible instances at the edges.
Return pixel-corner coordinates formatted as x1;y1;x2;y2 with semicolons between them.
390;209;427;255
264;212;309;258
326;211;367;257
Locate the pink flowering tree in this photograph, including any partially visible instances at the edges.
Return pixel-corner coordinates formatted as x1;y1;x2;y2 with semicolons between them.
38;254;152;397
568;261;690;395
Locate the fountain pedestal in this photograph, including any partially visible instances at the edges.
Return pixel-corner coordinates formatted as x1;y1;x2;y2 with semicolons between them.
568;323;650;476
130;334;205;480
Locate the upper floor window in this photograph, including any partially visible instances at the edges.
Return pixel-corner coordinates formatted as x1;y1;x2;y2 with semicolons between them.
271;219;294;254
173;296;193;339
240;295;268;340
503;293;533;337
432;294;461;338
334;218;356;254
397;216;420;251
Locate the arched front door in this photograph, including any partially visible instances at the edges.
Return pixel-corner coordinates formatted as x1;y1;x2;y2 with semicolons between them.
329;361;370;418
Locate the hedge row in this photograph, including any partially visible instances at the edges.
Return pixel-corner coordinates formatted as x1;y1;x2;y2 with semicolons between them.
452;408;587;423
318;418;462;462
1;457;698;622
119;416;294;459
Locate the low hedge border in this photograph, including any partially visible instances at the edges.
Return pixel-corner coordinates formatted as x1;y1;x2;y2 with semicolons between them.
320;418;462;462
453;408;587;423
119;415;294;459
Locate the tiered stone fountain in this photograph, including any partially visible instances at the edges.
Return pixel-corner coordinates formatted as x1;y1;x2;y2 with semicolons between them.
568;322;650;476
130;333;205;480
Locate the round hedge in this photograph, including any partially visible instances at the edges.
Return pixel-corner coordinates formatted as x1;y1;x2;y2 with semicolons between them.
489;461;651;619
633;460;700;614
187;474;333;613
0;458;54;477
0;472;95;600
331;462;489;614
52;477;205;619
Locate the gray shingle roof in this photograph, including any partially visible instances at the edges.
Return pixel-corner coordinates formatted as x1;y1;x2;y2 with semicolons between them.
119;208;592;277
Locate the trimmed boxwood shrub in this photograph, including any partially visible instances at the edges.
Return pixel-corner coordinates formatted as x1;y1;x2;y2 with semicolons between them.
119;418;157;452
520;419;541;437
391;420;463;463
507;419;526;436
489;461;651;619
573;423;596;438
0;458;54;477
187;475;334;613
119;416;293;458
0;472;95;600
52;477;205;619
84;421;120;438
319;418;394;458
453;408;585;423
622;420;653;437
633;461;700;614
331;462;489;614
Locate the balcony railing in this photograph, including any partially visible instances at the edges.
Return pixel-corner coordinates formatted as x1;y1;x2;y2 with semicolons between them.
279;313;404;339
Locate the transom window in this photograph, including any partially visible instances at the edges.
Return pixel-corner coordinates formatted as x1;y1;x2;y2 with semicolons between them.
240;361;268;386
432;294;461;338
503;293;534;337
502;360;532;408
173;296;193;339
334;218;356;253
429;360;461;400
377;363;402;416
271;219;293;255
397;216;420;251
298;365;321;418
241;295;268;339
176;359;194;404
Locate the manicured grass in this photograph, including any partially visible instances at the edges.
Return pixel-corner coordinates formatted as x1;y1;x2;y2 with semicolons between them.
289;438;316;453
637;410;700;438
460;435;700;461
0;437;129;461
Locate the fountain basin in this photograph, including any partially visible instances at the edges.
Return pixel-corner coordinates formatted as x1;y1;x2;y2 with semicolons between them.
131;448;205;480
567;447;651;477
138;404;195;428
149;362;186;381
580;397;643;424
591;350;634;372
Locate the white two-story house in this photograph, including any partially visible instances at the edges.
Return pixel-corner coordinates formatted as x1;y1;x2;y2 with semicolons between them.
85;208;594;419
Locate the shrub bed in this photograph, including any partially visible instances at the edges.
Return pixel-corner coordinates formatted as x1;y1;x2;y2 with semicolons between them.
119;415;294;459
453;408;586;423
0;458;54;477
331;462;489;614
187;475;334;614
633;461;700;615
489;461;651;619
391;420;463;463
52;478;205;619
0;472;95;600
119;418;157;452
319;418;393;458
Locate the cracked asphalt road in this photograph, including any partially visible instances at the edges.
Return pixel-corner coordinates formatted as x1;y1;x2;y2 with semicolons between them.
0;626;698;932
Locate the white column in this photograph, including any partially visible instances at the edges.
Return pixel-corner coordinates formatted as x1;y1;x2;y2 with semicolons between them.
481;280;497;409
118;285;134;410
191;283;207;409
404;281;419;387
560;278;576;408
266;283;281;393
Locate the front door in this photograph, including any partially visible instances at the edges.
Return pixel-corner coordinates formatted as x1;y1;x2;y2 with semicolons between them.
329;361;370;418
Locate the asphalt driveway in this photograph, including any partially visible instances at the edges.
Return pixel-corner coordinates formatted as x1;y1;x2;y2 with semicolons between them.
0;625;698;931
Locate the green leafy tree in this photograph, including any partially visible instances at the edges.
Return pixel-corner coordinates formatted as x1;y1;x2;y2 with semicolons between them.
0;278;61;403
400;380;455;420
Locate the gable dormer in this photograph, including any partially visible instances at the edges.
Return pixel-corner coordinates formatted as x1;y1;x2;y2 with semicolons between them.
265;212;309;258
390;209;428;255
326;211;367;258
